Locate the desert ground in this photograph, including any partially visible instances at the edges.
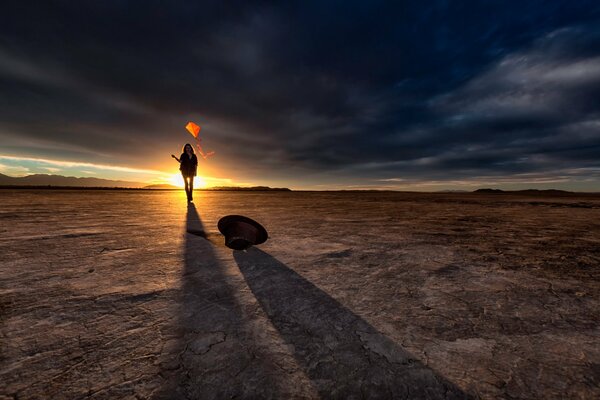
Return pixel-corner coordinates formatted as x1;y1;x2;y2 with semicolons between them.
0;189;599;399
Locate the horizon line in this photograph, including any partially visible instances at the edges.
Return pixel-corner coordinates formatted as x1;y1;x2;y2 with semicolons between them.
1;184;599;194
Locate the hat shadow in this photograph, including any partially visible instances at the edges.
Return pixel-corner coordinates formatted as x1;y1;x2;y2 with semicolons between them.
234;247;472;399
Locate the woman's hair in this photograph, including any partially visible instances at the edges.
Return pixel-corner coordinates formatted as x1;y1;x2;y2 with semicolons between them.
182;143;195;154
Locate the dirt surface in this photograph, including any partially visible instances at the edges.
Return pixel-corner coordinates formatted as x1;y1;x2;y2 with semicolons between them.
1;189;599;399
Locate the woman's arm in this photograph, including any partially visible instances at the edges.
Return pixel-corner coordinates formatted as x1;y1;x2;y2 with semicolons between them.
171;154;181;163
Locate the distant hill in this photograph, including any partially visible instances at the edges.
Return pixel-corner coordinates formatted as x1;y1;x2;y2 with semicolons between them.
474;188;574;195
0;173;146;188
0;174;292;191
515;189;573;195
474;188;505;193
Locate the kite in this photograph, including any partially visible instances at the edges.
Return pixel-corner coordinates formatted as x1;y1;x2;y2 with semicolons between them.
185;122;200;138
185;121;215;159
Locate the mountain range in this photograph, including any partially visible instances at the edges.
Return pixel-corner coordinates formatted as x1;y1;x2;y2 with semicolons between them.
0;173;146;188
0;174;292;191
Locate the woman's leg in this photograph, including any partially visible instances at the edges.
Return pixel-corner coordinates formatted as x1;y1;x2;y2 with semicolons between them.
189;176;194;201
183;174;191;201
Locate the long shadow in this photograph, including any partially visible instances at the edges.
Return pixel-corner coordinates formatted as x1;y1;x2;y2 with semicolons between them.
234;248;472;399
157;204;288;399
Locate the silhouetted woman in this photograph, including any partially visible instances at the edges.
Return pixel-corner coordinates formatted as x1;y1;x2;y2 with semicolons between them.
171;143;198;202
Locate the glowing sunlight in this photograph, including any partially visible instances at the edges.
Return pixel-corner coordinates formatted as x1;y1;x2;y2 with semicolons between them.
169;173;206;188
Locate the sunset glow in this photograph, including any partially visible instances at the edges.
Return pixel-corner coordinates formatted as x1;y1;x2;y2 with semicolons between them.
169;174;184;188
169;173;207;188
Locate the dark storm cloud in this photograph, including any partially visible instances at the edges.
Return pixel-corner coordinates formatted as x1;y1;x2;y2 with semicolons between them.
1;0;600;184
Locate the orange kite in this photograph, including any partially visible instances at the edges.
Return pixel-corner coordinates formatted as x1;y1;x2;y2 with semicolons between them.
185;121;214;159
185;122;200;138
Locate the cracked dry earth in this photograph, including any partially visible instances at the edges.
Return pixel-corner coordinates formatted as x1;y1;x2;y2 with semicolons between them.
0;190;599;399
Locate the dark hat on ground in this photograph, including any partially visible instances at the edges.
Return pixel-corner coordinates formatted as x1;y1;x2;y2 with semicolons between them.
217;215;268;250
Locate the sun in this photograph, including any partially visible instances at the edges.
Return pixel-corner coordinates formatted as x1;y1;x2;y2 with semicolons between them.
169;173;206;188
169;174;184;187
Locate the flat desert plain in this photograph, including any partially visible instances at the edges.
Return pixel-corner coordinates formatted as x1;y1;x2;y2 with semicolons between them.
1;189;599;399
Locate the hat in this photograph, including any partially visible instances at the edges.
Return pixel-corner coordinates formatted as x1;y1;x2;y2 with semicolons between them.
217;215;268;250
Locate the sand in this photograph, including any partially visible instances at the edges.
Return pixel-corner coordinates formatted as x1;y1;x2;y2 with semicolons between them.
0;189;599;399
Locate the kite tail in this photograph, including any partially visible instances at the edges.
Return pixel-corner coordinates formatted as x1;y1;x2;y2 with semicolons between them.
195;142;215;159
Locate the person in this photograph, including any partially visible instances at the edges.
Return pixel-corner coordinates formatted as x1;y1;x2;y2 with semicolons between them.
171;143;198;202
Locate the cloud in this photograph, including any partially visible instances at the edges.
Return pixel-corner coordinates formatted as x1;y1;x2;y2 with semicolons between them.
0;162;30;176
0;2;599;189
43;167;61;173
371;25;600;185
0;155;164;175
433;27;600;120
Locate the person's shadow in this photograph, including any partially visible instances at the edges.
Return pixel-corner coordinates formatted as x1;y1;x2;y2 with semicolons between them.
157;204;297;399
234;247;472;399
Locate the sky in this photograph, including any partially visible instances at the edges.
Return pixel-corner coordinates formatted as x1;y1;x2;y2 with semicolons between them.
1;1;600;190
